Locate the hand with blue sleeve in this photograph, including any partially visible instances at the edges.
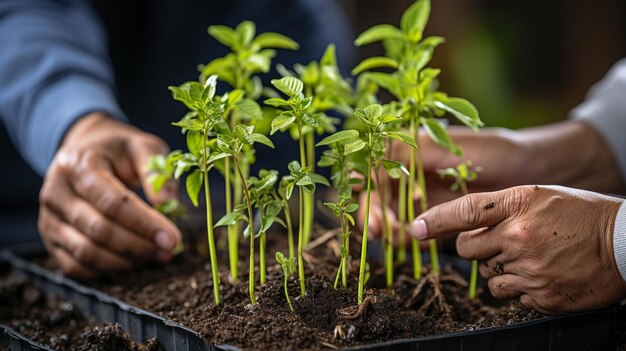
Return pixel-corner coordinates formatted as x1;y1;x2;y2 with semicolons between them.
0;0;180;277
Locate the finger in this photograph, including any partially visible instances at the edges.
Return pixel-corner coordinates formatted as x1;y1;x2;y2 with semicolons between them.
127;135;179;205
73;155;181;251
44;210;134;272
42;176;163;262
410;191;511;240
456;227;502;260
49;245;96;279
487;274;524;299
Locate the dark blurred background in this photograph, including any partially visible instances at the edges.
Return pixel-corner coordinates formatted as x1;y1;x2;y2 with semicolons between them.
1;0;625;246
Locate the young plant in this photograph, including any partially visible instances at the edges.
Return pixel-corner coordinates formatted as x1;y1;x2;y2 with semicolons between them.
279;160;329;296
278;177;296;260
276;44;353;245
275;251;296;311
161;75;233;305
353;0;483;278
266;76;330;296
322;104;416;304
317;130;363;289
436;161;481;299
213;124;275;304
201;21;298;282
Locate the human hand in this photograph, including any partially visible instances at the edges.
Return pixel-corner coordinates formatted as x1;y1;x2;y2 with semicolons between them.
38;113;181;278
411;185;626;314
361;121;624;241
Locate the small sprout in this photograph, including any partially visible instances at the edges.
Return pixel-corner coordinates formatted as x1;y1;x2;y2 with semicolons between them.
276;251;296;311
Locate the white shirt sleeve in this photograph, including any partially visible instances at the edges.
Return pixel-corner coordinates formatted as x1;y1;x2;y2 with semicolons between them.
613;201;626;283
570;58;626;181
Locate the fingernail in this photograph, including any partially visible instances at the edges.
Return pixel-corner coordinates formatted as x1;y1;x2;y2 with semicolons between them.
155;231;174;250
411;219;428;240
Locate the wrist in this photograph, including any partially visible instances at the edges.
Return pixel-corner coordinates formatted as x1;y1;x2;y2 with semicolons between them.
518;121;625;193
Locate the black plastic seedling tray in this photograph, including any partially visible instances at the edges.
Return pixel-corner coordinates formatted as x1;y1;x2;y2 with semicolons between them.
0;249;617;351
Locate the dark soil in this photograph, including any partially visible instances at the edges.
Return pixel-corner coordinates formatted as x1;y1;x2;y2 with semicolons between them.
0;270;162;351
40;223;542;351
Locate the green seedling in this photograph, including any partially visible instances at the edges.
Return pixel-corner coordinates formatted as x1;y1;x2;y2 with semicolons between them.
275;251;296;311
317;130;363;289
202;21;298;282
436;161;481;299
280;160;329;296
321;104;416;304
266;76;330;296
353;0;483;278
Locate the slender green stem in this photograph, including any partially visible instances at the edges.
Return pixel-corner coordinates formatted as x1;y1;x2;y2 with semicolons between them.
358;138;373;305
397;173;407;263
375;169;393;290
234;158;256;304
225;158;238;282
297;125;307;296
298;187;306;296
283;199;295;260
341;216;349;288
303;132;315;245
284;266;294;311
202;136;221;305
260;232;266;284
333;258;344;289
415;131;439;274
408;117;422;280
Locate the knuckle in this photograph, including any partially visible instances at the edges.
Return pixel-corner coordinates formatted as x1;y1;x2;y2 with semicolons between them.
456;196;480;228
506;187;531;215
96;190;126;218
85;216;112;243
73;242;97;264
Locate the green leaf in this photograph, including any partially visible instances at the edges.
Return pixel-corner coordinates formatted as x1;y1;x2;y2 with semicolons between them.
301;112;318;128
363;104;383;118
236;99;263;121
186;169;203;207
271;77;304;98
206;152;230;165
316;130;360;146
149;174;168;194
352;57;399;75
235;21;255;48
296;175;312;186
249;133;275;148
208;25;236;48
345;203;359;213
344;138;367;155
434;97;483;131
354;24;407;46
287;160;301;173
363;72;401;98
385;131;417;149
215;212;246;227
379;114;400;123
401;0;430;41
345;213;356;226
252;32;299;49
320;44;337;66
285;182;295;200
172;118;204;133
186;132;203;155
260;216;274;233
169;82;203;110
270;113;296;135
421;117;462;156
226;89;245;107
263;98;290;108
275;251;287;264
382;159;410;179
310;173;330;187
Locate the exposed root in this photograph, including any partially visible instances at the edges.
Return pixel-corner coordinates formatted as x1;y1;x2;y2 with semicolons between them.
405;272;451;314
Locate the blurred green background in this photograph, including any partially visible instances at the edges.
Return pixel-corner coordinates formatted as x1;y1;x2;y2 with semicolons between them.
342;0;626;128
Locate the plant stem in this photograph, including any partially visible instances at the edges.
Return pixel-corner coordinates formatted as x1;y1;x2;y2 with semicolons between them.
260;232;266;284
375;169;393;290
333;258;343;289
303;132;315;245
283;199;295;259
234;158;256;304
414;132;440;274
225;158;238;282
297;125;307;297
341;216;349;288
408;117;422;280
202;143;220;304
358;137;373;305
284;266;294;311
397;173;407;263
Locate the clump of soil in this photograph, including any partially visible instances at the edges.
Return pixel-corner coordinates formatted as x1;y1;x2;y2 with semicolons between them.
0;270;162;351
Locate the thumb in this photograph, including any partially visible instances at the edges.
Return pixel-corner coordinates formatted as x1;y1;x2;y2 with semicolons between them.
129;135;179;205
